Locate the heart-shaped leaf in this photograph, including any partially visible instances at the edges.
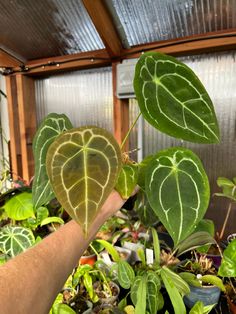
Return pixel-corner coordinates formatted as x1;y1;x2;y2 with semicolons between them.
46;126;122;235
32;113;73;209
218;238;236;277
0;226;35;257
134;52;220;144
146;147;210;246
3;192;34;220
115;163;138;199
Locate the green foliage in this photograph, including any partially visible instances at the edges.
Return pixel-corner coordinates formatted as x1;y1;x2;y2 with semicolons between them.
215;177;236;201
32;113;73;208
160;267;186;314
118;261;135;289
200;275;225;291
3;192;34;220
115;163;138;199
130;274;147;314
194;219;215;253
0;226;35;257
46;126;122;236
146;147;210;246
137;154;154;191
135;191;159;227
218;238;236;277
178;272;202;288
95;239;120;262
175;231;215;257
134;51;220;144
40;216;64;227
189;301;216;314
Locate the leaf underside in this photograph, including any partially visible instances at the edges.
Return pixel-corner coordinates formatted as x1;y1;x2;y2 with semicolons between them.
115;163;138;199
134;52;220;144
46;126;122;235
32;113;73;208
146;147;210;246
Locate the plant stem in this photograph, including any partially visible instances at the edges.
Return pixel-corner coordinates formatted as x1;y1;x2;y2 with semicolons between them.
219;184;236;240
219;202;232;240
120;112;141;151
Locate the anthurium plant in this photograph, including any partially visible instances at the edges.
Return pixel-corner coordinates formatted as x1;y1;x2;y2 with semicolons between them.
32;51;219;244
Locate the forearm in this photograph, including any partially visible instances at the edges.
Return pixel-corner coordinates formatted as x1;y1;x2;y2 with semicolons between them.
0;191;126;314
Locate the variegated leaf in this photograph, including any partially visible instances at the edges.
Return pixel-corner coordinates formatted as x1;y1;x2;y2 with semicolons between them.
0;226;35;257
115;163;138;199
134;52;220;144
118;260;135;289
146;147;210;246
32;113;73;208
146;272;163;314
46;126;122;235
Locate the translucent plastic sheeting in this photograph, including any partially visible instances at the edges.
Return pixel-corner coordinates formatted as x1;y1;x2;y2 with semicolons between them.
111;0;236;46
35;67;113;132
129;51;236;235
0;0;104;60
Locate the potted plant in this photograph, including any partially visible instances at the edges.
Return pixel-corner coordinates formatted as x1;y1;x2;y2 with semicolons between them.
218;238;236;313
179;254;225;308
30;51;220;311
116;228;216;313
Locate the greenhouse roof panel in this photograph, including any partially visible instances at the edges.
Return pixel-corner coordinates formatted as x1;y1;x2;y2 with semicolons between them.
111;0;236;46
0;0;104;61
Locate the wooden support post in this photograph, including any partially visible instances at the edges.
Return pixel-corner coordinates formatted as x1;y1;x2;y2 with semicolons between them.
112;63;129;153
5;75;22;180
16;74;37;182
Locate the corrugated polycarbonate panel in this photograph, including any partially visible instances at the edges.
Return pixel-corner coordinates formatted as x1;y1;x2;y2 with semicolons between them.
111;0;236;46
0;0;104;60
131;52;236;235
35;67;113;132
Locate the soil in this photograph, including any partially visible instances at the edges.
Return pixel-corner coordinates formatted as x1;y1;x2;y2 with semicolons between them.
93;281;119;300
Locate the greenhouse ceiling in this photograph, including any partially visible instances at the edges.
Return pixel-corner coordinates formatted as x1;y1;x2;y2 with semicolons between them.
1;0;236;72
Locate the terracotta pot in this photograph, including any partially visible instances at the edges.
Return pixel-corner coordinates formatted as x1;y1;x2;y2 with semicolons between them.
227;296;236;314
184;284;221;309
79;254;97;266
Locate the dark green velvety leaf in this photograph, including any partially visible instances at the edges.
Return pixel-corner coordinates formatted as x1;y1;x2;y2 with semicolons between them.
176;231;215;257
115;163;138;199
134;52;220;144
137;154;154;191
4;192;34;220
146;147;210;246
32;113;73;209
46;126;122;235
135;191;159;227
0;226;35;257
195;219;215;253
218;238;236;277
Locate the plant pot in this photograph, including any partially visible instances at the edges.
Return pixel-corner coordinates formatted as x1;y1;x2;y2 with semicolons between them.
184;285;221;309
123;241;144;263
79;254;97;266
93;281;120;305
227;296;236;314
114;246;132;263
